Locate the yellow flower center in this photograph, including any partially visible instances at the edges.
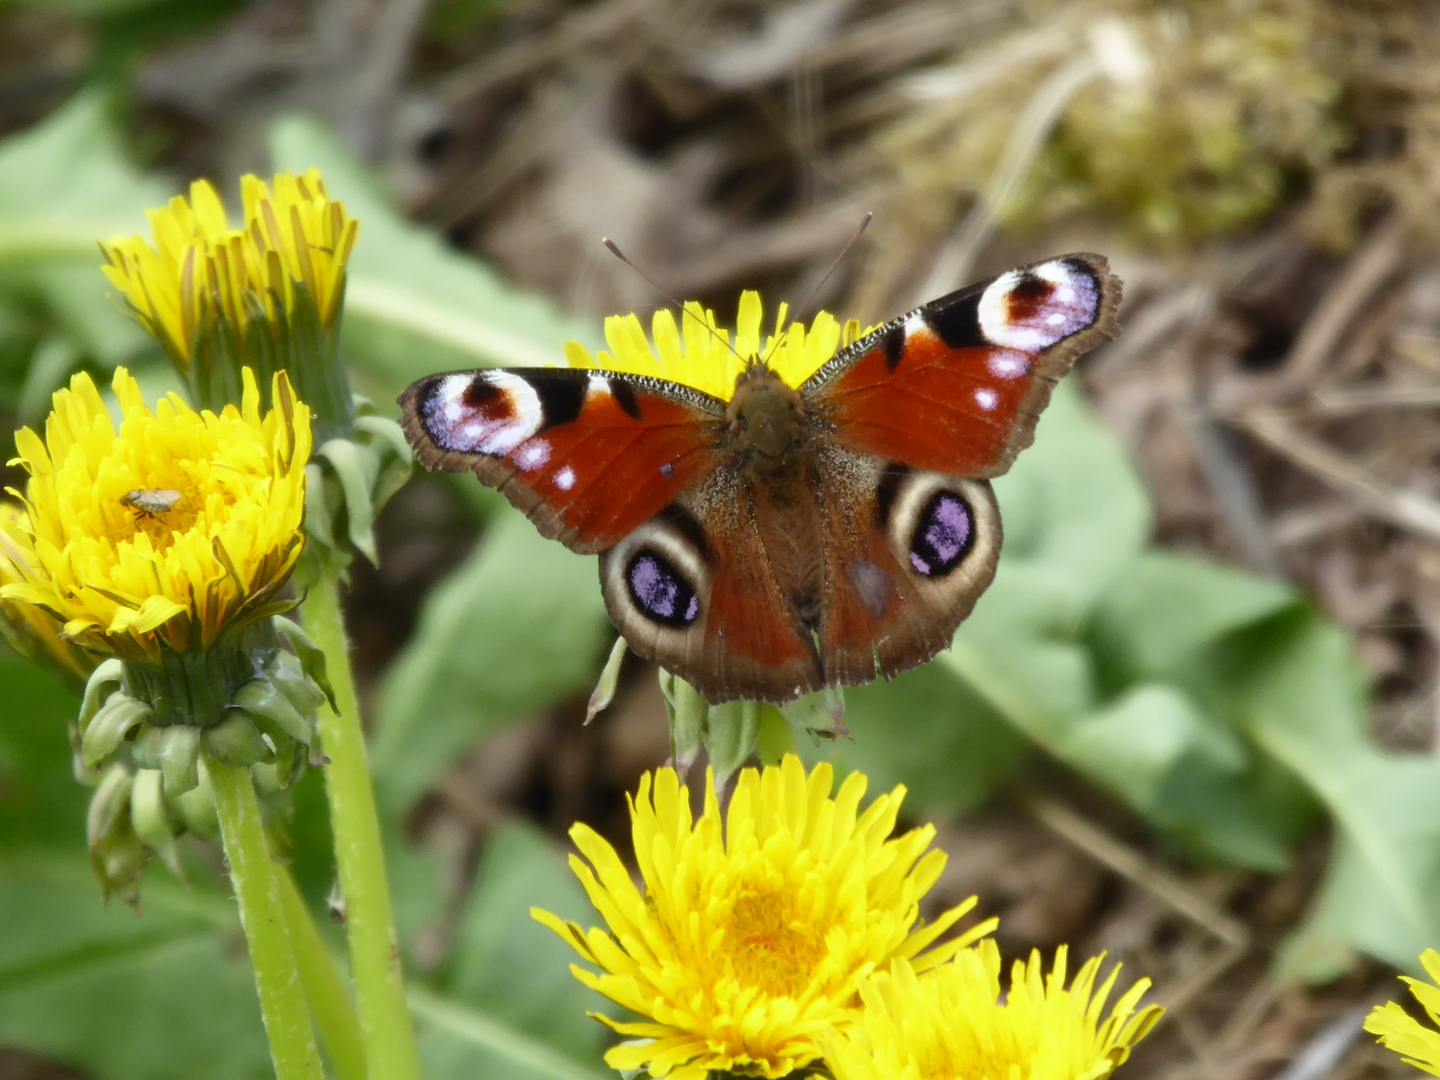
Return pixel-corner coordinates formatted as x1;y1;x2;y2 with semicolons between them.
724;884;828;1000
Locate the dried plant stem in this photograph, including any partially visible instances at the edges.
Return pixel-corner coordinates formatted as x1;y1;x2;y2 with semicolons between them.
1241;409;1440;542
304;573;422;1080
208;758;325;1080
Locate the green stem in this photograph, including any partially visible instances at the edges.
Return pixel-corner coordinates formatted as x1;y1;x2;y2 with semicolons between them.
303;572;422;1080
208;758;324;1080
276;867;368;1080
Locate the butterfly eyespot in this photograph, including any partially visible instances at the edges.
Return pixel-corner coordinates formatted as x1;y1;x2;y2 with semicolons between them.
626;548;701;627
908;490;973;578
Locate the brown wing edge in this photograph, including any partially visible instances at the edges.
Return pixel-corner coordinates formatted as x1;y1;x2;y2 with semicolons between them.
980;253;1123;477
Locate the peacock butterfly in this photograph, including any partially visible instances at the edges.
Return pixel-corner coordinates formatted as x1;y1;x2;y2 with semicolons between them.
398;254;1122;704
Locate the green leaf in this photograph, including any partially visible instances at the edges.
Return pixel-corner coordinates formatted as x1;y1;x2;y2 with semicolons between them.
411;987;609;1080
1089;551;1299;690
372;509;612;813
940;553;1315;868
0;853;272;1080
444;824;612;1066
833;661;1028;819
0;92;166;370
991;379;1151;609
0;658;271;1079
1059;683;1303;869
267;117;601;396
0;658;89;847
1237;612;1440;977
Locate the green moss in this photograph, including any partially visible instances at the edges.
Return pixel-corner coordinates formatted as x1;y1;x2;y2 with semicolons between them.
1019;4;1347;243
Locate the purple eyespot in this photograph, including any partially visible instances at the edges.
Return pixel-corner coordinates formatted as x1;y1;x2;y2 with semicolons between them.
626;549;700;628
909;491;973;578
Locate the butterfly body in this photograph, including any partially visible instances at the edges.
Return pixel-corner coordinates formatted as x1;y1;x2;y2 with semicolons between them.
400;254;1121;704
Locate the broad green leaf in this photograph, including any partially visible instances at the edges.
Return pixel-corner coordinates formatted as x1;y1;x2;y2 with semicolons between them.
942;565;1314;868
445;824;612;1065
1059;683;1300;869
1061;684;1246;808
0;659;271;1080
946;565;1098;730
412;988;609;1080
0;92;164;368
991;380;1151;609
268;116;600;395
1089;551;1299;691
0;853;271;1080
1238;612;1440;977
373;509;611;813
0;658;88;846
834;660;1028;818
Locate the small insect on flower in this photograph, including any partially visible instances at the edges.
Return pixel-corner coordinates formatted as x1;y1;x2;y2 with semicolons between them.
119;489;182;518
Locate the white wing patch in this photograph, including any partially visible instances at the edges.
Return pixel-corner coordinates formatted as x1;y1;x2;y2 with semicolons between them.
976;259;1100;353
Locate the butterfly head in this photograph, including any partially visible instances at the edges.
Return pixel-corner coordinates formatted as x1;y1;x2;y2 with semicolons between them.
726;363;807;475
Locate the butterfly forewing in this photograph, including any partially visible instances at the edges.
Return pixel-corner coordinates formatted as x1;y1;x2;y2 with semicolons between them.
399;368;724;554
804;254;1121;478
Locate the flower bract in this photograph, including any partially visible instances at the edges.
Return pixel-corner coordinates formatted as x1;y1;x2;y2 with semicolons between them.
532;754;993;1080
563;290;878;401
3;366;310;664
1366;948;1440;1076
100;170;358;372
824;942;1162;1080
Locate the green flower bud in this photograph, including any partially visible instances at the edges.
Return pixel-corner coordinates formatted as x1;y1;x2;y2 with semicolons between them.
234;677;315;747
659;671;707;773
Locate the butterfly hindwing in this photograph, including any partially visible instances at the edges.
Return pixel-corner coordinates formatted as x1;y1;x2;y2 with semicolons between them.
803;253;1121;478
399;368;725;554
813;451;1002;688
599;481;825;703
594;445;1005;703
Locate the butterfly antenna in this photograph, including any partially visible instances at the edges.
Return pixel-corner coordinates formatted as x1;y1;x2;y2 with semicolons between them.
759;211;873;366
602;238;749;365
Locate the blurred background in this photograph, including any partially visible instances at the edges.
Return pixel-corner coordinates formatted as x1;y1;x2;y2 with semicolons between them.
4;1;1440;1078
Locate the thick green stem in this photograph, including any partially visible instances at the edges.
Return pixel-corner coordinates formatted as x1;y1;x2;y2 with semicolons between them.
276;867;368;1080
208;758;324;1080
303;572;421;1080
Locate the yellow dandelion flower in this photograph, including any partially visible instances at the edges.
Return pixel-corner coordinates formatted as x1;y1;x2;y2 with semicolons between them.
2;366;310;664
532;754;994;1080
0;500;93;683
563;290;880;401
1366;949;1440;1076
99;170;358;371
825;942;1162;1080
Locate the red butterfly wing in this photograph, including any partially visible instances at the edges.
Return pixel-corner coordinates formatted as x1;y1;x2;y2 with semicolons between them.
399;369;725;554
803;253;1121;477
